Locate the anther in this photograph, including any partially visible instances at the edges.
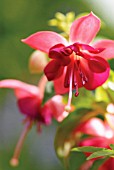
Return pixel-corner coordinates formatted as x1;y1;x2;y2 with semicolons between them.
75;91;79;97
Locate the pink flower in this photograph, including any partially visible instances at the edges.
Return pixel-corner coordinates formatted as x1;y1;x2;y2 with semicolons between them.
22;12;113;111
74;117;114;170
0;77;66;166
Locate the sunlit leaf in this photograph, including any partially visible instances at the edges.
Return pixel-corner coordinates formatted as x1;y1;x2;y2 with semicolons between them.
72;146;104;153
87;149;114;160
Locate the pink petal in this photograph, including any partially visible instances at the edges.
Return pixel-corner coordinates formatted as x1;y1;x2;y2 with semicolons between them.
70;12;100;44
79;137;108;148
75;118;106;137
49;44;71;66
18;96;41;118
54;67;69;94
105;114;114;132
44;60;64;81
38;105;52;125
80;57;110;90
88;56;108;73
44;95;67;122
93;39;114;59
0;79;41;99
22;31;68;53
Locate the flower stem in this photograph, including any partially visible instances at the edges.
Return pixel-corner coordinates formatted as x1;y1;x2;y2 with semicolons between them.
10;120;33;167
38;75;47;98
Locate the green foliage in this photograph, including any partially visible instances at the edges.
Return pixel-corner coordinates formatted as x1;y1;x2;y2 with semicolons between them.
68;152;86;170
90;158;108;170
87;149;114;160
72;146;105;153
71;146;114;169
72;145;114;160
95;69;114;103
54;108;95;160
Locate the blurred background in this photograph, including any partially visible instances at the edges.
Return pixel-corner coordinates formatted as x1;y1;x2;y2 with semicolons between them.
0;0;114;169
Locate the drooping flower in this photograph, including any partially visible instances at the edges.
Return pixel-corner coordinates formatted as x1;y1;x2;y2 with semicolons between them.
74;117;114;170
0;76;66;166
22;12;114;111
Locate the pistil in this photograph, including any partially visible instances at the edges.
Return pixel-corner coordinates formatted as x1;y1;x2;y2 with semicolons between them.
65;64;73;112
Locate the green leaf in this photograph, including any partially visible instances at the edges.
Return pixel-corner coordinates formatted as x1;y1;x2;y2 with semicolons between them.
109;59;114;71
54;108;94;160
95;86;109;103
90;158;108;170
71;89;95;109
68;152;86;170
110;144;114;150
42;81;55;104
72;146;104;153
87;149;114;160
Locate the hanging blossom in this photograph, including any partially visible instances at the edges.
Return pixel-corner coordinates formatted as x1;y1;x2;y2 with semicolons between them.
0;76;67;166
22;12;114;111
73;116;114;170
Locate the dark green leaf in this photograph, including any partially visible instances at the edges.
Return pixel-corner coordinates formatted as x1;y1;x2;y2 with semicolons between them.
54;108;94;160
109;59;114;71
68;152;86;170
110;144;114;150
90;158;108;170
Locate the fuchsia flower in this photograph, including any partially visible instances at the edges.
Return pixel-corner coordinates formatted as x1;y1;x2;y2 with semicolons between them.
0;76;66;166
74;117;114;170
21;12;114;111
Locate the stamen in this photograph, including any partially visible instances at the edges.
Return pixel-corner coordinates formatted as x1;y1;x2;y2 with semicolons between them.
78;61;88;86
10;120;33;167
75;83;79;97
80;71;88;85
64;66;71;88
73;62;79;97
65;68;73;112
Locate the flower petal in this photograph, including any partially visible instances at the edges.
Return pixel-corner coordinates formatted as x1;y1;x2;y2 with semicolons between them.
54;67;69;94
75;118;106;137
93;39;114;59
79;137;108;148
44;60;64;81
88;56;108;73
44;95;67;122
22;31;68;53
49;44;71;66
80;57;110;90
18;96;41;119
0;79;40;99
70;12;100;44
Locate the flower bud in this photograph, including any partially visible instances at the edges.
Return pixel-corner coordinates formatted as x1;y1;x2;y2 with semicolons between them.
29;50;48;74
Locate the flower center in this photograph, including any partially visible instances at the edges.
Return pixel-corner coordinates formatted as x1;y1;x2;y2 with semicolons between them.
49;42;105;112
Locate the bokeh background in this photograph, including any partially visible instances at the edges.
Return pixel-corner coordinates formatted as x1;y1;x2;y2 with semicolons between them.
0;0;114;169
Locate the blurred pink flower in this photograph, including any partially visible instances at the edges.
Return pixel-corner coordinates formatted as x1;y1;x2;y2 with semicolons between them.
0;77;66;166
74;117;114;170
22;12;113;111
